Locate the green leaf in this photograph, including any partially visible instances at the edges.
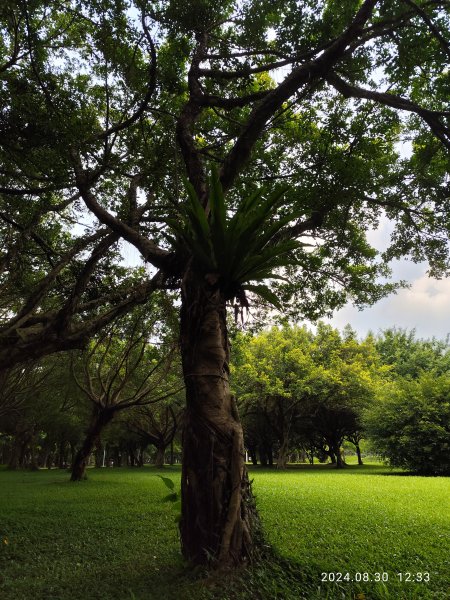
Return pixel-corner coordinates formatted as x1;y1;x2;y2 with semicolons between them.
235;240;300;281
243;284;283;310
157;475;175;491
184;179;211;243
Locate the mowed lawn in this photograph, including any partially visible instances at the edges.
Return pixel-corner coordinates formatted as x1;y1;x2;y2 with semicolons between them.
0;464;448;600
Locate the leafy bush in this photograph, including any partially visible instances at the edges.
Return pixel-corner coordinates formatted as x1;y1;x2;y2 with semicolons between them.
365;374;450;475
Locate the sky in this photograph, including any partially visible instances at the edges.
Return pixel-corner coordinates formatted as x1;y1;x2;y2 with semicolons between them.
323;218;450;341
324;261;450;341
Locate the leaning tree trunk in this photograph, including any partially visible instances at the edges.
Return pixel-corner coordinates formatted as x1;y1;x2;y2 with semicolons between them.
180;271;260;567
70;408;114;481
355;444;363;466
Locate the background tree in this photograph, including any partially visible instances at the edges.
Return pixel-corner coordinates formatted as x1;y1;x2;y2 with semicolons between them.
233;324;381;468
0;362;48;419
0;354;85;469
70;315;181;481
375;328;450;379
233;326;315;469
300;324;380;468
365;374;450;475
128;399;184;468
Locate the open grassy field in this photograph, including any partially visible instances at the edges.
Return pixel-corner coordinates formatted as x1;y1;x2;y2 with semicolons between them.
0;463;448;600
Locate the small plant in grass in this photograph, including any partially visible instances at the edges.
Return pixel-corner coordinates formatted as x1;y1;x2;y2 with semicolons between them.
158;475;181;522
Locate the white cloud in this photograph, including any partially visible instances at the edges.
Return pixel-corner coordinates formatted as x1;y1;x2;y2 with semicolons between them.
326;263;450;340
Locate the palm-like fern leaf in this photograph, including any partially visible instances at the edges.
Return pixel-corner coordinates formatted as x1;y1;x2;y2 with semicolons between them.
165;168;301;309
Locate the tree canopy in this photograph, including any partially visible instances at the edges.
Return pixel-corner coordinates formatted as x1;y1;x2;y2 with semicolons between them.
1;0;449;368
233;323;383;467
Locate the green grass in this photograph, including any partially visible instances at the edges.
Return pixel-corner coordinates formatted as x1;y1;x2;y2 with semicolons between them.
0;464;448;599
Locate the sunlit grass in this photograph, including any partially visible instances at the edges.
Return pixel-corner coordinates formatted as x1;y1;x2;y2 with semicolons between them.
0;464;448;599
253;463;450;599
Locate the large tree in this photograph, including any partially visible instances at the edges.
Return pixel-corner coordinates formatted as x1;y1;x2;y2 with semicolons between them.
1;0;450;566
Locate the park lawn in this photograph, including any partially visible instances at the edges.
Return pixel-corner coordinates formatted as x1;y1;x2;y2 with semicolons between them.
0;464;448;600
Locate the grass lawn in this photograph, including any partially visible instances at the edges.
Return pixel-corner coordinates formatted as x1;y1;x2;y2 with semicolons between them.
0;463;448;599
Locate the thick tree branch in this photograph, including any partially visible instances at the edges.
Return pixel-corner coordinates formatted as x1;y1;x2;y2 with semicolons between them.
0;229;109;336
72;155;174;270
198;56;306;79
176;33;209;201
57;232;120;331
326;73;450;149
0;270;166;371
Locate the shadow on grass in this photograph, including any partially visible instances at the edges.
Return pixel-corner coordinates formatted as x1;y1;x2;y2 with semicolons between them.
247;463;401;476
153;547;370;600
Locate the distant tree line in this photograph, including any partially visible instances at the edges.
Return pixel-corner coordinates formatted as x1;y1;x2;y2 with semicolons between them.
1;322;449;477
232;324;450;476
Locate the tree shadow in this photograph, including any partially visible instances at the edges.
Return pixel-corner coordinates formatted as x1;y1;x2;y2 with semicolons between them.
248;463;398;476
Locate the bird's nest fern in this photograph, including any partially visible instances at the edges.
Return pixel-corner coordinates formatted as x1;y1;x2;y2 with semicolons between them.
165;168;302;310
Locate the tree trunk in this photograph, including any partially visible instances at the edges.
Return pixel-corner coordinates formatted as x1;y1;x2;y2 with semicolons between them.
46;451;54;469
179;272;260;566
39;449;49;468
259;445;268;466
70;408;114;481
355;444;363;466
8;441;21;470
69;443;76;468
276;439;289;470
113;447;122;466
94;445;103;468
332;443;345;469
153;445;165;468
248;445;258;466
29;434;39;471
59;440;69;468
170;440;174;465
128;448;136;466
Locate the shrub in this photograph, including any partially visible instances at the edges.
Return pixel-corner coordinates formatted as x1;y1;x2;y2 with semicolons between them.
365;374;450;475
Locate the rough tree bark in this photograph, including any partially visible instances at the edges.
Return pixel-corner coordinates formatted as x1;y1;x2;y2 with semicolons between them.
179;271;260;566
70;408;114;481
